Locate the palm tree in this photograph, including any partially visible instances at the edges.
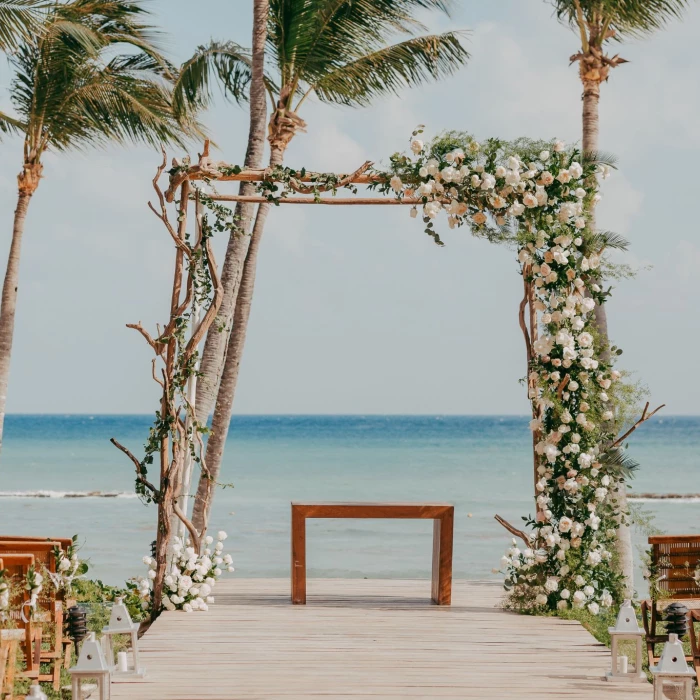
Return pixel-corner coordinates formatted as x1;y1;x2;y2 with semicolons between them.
0;1;46;53
549;0;691;596
0;0;198;452
175;0;470;535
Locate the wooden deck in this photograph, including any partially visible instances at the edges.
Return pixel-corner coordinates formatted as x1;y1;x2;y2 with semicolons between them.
112;579;653;699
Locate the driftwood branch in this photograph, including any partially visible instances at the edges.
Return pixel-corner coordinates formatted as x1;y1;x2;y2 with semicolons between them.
610;401;665;449
126;322;163;355
556;374;570;399
494;514;530;547
165;161;388;202
149;150;192;257
201;194;420;205
172;502;201;550
110;438;158;496
519;270;532;366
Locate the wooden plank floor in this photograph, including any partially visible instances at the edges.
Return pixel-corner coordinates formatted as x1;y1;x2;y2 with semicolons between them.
112;579;652;699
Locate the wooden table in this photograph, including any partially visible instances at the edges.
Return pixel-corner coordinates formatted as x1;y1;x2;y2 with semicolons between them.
290;502;454;605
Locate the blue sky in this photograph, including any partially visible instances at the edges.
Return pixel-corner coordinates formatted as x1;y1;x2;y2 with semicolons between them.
0;0;698;414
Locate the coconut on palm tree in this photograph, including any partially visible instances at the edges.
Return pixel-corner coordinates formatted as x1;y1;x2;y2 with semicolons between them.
0;0;199;452
549;0;691;596
173;0;470;535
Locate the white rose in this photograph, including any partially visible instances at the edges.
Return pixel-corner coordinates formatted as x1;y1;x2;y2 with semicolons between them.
558;517;573;533
553;141;566;153
410;139;424;154
557;599;568;610
183;603;193;613
540;150;550;161
390;175;402;193
523;193;538;208
569;162;583;179
535;593;548;606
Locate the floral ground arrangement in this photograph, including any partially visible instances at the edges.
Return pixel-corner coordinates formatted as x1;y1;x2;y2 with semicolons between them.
135;531;234;613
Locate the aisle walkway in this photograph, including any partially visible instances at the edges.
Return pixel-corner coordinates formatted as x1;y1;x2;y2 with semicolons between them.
112;579;652;699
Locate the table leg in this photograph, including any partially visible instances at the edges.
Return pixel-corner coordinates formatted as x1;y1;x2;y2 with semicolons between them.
291;506;307;604
431;508;454;605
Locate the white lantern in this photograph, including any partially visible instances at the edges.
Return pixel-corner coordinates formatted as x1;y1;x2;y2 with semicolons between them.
69;632;111;700
650;633;696;700
605;600;646;683
101;598;145;677
26;684;48;700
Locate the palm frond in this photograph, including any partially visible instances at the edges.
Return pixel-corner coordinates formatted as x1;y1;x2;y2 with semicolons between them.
313;31;469;107
271;0;458;87
7;0;197;156
49;54;200;150
600;446;639;480
173;41;253;121
582;149;618;168
0;108;25;134
589;230;630;252
550;0;691;40
0;0;46;52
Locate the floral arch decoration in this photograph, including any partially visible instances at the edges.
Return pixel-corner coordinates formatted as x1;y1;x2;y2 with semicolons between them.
159;129;661;614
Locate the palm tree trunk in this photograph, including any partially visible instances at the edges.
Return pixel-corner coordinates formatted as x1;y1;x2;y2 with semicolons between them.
582;72;634;598
189;0;269;530
0;189;34;454
194;0;270;426
191;144;283;536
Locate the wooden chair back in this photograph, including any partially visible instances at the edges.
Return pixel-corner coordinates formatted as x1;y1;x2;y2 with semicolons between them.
649;535;700;599
643;535;700;685
0;553;39;681
0;542;65;690
0;537;73;552
0;543;57;576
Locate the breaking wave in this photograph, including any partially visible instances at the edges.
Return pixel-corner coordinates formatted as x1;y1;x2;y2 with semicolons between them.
0;490;138;499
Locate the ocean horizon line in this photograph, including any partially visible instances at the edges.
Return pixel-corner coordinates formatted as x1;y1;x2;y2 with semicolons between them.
4;412;695;418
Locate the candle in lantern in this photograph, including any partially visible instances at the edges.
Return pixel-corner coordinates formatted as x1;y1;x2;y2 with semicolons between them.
619;656;628;675
118;651;128;673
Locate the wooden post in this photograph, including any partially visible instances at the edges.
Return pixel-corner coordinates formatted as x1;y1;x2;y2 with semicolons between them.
291;505;306;604
431;507;454;605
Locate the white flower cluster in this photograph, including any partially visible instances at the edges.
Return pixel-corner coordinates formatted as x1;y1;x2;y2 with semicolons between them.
138;531;234;613
47;545;84;594
392;138;593;232
0;573;9;619
389;131;624;613
25;566;43;616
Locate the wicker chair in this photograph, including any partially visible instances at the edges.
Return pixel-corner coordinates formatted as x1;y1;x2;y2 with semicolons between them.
0;542;65;690
642;535;700;685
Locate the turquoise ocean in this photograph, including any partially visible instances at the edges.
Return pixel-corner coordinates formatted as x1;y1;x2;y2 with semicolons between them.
0;415;698;590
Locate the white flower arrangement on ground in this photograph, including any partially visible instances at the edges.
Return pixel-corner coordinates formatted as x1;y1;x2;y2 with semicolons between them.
377;129;626;613
137;531;234;613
